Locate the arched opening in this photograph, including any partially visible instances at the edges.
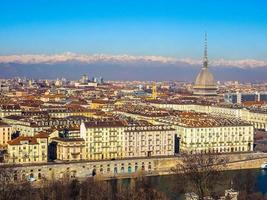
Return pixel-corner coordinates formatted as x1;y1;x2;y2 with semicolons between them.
248;143;251;151
92;169;96;176
114;167;118;174
71;170;77;178
128;166;132;173
38;173;42;179
121;167;124;173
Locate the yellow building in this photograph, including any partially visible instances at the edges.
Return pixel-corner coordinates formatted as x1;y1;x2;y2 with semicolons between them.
90;100;110;109
7;132;48;164
80;120;127;160
0;104;22;117
80;120;176;160
124;125;175;157
52;137;85;161
47;108;101;118
0;122;12;150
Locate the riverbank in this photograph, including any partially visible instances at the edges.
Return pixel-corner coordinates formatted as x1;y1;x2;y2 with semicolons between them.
3;152;267;182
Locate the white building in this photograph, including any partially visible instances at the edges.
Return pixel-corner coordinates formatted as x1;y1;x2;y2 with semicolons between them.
152;102;267;131
158;112;254;154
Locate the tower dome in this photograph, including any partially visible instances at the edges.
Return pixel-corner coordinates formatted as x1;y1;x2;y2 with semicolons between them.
193;33;217;96
194;68;216;87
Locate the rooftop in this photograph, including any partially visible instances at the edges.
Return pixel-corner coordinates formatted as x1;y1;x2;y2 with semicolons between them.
161;111;252;128
52;137;85;142
0;121;11;127
7;133;48;146
83;120;127;128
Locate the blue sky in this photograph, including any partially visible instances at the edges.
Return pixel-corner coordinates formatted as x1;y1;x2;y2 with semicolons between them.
0;0;267;60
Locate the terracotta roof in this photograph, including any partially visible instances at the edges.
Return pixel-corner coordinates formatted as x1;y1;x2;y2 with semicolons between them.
8;132;48;145
83;120;127;128
243;101;266;106
7;136;38;145
34;132;49;138
52;137;85;142
0;104;21;110
91;99;110;104
162;111;251;128
4;115;26;120
0;121;11;127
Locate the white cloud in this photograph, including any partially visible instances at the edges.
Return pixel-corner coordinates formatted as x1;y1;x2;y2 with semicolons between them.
0;52;266;68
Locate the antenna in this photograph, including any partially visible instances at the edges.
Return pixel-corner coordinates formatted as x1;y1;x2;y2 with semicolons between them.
203;32;208;68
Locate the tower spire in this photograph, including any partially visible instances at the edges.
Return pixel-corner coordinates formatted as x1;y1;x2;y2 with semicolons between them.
203;32;208;68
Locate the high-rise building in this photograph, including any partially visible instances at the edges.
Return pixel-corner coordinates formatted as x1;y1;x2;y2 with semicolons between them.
225;92;267;104
81;74;89;84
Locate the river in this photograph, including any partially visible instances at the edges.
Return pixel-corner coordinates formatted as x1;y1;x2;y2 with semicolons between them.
115;169;267;199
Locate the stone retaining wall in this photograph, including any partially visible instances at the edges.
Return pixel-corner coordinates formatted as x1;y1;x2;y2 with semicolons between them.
7;152;267;181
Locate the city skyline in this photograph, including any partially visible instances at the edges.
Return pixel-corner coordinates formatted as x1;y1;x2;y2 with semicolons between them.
1;1;267;81
1;1;267;199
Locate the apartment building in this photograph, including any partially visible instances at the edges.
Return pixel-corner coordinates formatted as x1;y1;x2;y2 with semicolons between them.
152;102;267;131
51;137;85;161
3;115;88;136
0;104;22;117
159;112;254;154
80;120;176;160
80;120;126;160
124;125;176;157
0;122;12;149
7;132;48;164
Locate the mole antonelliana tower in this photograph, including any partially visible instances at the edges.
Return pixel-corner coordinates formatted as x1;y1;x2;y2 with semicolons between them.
193;33;217;96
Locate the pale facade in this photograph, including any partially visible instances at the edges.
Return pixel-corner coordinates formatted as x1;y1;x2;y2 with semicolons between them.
177;125;253;154
0;105;22;118
80;121;176;160
124;125;175;157
7;133;48;164
158;112;254;154
52;138;85;161
152;103;267;131
80;121;126;160
3;115;85;137
0;122;12;149
245;111;267;130
48;110;95;118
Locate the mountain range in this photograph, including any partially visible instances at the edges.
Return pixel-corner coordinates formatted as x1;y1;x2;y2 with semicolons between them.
0;53;266;81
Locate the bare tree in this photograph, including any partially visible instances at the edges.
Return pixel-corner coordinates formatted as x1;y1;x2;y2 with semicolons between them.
0;165;169;200
80;177;110;200
0;165;18;200
172;152;228;200
113;173;169;200
0;165;33;200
